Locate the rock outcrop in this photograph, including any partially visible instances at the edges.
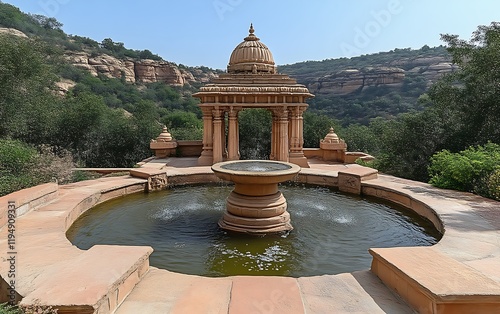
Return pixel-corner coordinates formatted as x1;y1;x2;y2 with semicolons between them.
408;62;459;83
301;55;456;95
0;27;28;38
55;79;76;95
309;67;406;95
134;59;185;85
65;51;219;86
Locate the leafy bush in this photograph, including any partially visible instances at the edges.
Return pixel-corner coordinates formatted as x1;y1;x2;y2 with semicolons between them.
0;303;21;314
170;127;203;141
19;303;58;314
487;169;500;200
0;302;58;314
429;143;500;198
0;139;75;196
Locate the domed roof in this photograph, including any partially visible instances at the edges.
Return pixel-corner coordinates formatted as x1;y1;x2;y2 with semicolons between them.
227;24;277;74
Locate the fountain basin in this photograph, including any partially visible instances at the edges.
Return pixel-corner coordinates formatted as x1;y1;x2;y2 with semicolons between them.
211;160;301;234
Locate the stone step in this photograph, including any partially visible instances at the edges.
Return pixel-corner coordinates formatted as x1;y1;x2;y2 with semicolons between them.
115;268;232;314
20;245;152;314
370;247;500;314
116;268;413;314
298;271;414;313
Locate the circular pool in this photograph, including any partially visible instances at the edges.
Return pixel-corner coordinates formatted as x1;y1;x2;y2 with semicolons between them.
66;184;440;277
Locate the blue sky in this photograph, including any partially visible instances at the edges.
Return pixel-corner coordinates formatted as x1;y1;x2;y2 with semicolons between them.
3;0;500;69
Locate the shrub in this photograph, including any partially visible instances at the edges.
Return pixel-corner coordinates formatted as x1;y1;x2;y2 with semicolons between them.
0;139;75;196
486;169;500;201
170;127;203;141
0;303;21;314
19;303;58;314
429;143;500;198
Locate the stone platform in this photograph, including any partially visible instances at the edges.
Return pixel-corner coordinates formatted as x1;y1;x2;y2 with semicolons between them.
0;158;498;313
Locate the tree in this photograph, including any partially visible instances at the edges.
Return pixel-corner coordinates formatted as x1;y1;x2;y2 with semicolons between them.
0;35;60;143
430;22;500;148
30;14;63;30
238;109;272;159
303;112;340;148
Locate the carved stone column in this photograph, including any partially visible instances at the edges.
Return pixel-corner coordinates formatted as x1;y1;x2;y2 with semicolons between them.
289;105;309;167
289;106;300;152
212;108;224;163
270;112;278;160
221;110;228;159
227;107;241;160
272;107;289;162
198;106;214;166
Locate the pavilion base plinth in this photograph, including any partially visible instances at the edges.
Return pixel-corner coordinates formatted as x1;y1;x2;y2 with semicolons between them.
219;211;293;234
289;153;310;168
197;154;214;166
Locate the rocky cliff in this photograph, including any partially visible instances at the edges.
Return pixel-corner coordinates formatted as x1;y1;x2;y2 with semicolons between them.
65;51;217;86
280;53;457;96
307;59;457;96
0;27;218;88
309;67;405;96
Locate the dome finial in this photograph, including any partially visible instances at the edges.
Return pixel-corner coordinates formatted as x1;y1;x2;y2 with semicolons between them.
245;23;259;41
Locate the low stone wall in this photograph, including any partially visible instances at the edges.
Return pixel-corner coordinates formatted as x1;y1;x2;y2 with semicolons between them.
0;182;58;227
176;140;203;157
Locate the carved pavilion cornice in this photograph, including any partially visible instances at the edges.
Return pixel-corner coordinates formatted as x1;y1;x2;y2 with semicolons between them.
193;73;314;101
196;85;312;95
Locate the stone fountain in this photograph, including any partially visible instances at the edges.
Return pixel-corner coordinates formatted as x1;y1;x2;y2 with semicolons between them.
211;160;301;234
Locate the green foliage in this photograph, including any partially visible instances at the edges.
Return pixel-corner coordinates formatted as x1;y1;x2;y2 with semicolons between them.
487;169;500;200
0;302;58;314
170;127;203;141
429;143;500;199
0;139;75;196
339;123;379;154
307;74;427;126
99;38;163;60
52;92;162;167
161;110;201;129
0;303;21;314
428;22;500;148
302;112;340;148
0;35;60;143
238;109;272;159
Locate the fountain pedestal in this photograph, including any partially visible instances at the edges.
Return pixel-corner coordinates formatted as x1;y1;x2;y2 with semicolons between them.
211;160;300;234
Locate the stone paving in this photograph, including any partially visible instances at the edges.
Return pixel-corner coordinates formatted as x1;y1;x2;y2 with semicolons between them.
0;158;499;313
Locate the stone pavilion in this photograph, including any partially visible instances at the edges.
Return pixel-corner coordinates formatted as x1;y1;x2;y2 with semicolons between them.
194;24;314;167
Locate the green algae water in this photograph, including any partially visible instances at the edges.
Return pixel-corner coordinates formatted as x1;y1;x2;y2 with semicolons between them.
66;184;440;277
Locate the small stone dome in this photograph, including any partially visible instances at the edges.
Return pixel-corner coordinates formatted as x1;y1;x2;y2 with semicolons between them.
323;127;340;143
227;24;277;74
156;126;173;142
